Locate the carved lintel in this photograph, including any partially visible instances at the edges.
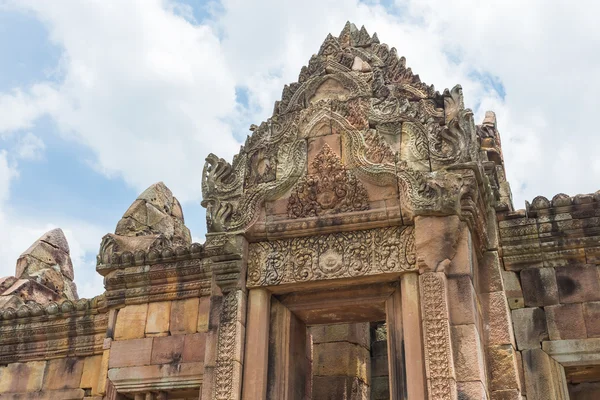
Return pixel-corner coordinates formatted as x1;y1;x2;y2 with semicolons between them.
247;226;415;288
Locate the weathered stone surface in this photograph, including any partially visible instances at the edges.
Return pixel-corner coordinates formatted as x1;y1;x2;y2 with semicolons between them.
151;335;185;365
10;228;77;301
80;355;103;395
1;389;86;399
108;338;153;368
447;276;479;326
415;216;463;273
451;324;486;382
490;389;521;400
114;303;149;340
42;357;85;390
583;301;600;338
182;333;206;363
501;270;524;309
520;268;559;307
481;291;515;346
145;301;171;337
546;303;587;340
0;361;46;393
479;250;504;293
170;297;199;335
312;376;369;400
0;293;24;309
487;345;520;391
310;323;370;348
114;182;191;247
313;342;370;382
511;307;548;350
522;348;563;400
457;381;487;400
197;296;211;333
555;265;600;304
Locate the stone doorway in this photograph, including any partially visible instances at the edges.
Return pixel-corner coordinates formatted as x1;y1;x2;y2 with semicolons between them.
242;276;425;400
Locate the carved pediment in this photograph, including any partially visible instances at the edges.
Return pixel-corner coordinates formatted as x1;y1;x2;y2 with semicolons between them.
201;22;485;235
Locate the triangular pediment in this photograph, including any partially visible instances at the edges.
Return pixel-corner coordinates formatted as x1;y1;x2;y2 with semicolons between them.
202;22;480;236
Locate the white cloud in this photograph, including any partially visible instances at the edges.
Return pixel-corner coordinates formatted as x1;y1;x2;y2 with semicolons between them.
0;0;599;300
15;132;45;160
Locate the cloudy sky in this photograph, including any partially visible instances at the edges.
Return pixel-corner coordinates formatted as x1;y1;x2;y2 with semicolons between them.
0;0;598;298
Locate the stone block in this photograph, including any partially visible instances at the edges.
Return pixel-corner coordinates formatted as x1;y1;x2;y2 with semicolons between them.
145;301;171;337
555;265;600;303
312;376;369;400
457;381;487;400
310;323;370;348
479;251;504;293
520;268;559;307
415;215;462;273
108;362;203;393
80;355;103;395
183;333;207;363
487;345;520;391
1;388;86;399
197;296;211;332
452;325;486;383
546;303;587;340
511;307;548;350
501;270;524;309
170;298;199;335
490;389;521;400
481;291;515;346
584;301;600;338
371;354;388;378
515;350;525;396
0;360;46;393
313;342;370;382
108;338;153;368
151;335;185;365
42;357;84;390
522;348;562;400
370;376;390;400
0;294;24;309
449;224;474;276
447;276;478;325
114;303;148;340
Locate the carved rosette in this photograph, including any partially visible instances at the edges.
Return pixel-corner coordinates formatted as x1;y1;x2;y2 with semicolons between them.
246;226;415;287
287;144;369;218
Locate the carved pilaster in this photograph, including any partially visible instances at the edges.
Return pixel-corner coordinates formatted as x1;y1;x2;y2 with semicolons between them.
212;290;247;400
419;272;457;400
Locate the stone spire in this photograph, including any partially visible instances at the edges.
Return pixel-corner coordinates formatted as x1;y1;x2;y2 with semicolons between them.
0;228;78;309
97;182;192;272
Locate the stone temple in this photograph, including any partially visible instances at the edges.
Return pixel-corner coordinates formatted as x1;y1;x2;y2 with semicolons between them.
0;22;599;400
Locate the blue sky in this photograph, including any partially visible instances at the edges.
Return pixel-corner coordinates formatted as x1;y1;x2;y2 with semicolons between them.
1;0;599;298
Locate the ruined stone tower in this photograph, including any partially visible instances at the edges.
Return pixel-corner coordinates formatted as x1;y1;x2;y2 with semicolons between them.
0;22;599;400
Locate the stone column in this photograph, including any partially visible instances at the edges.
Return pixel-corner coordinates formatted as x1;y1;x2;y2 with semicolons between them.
267;298;309;400
401;272;426;399
310;323;371;400
242;288;271;400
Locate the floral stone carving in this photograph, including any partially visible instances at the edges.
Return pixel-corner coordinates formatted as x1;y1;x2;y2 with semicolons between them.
247;226;415;287
287;144;369;218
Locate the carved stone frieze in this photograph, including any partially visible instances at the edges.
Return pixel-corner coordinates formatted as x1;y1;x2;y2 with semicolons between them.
287;144;369;218
247;226;415;287
0;296;107;363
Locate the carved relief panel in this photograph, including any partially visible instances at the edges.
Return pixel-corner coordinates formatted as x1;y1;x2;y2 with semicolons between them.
247;226;415;288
